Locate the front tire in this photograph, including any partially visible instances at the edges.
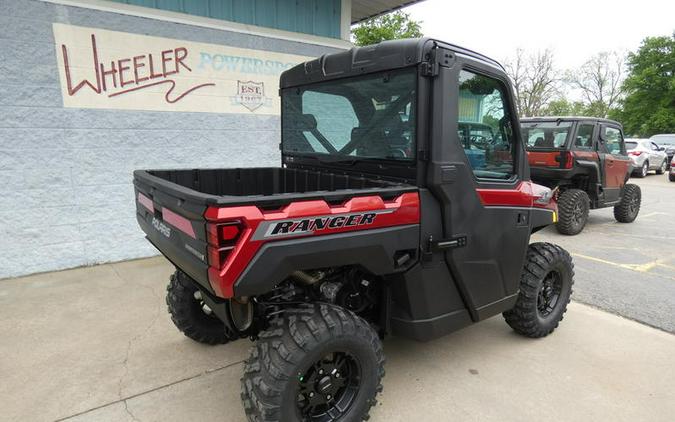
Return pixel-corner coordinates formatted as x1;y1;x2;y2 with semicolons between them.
556;189;590;235
670;173;675;182
656;160;667;175
503;243;574;338
166;270;237;345
241;303;384;422
614;183;641;223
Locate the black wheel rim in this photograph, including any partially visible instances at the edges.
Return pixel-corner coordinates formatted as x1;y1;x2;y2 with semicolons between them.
572;201;585;226
297;352;361;421
537;271;562;317
628;193;639;215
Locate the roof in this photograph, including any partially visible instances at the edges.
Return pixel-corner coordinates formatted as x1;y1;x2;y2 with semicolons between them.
351;0;427;24
280;38;505;89
520;116;621;126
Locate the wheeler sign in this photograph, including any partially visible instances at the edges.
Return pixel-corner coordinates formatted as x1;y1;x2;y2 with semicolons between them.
52;23;311;114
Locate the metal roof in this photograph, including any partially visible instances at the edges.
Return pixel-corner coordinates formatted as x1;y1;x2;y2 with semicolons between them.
351;0;426;24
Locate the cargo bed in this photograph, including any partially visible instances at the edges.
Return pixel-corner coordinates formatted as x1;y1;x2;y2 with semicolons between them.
133;167;417;297
135;167;415;207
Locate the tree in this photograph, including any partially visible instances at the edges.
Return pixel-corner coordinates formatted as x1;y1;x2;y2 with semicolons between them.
351;11;422;47
567;51;624;118
543;98;587;116
612;34;675;137
504;49;560;117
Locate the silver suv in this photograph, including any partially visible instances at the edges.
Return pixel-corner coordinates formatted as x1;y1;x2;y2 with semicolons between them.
625;139;668;177
650;134;675;169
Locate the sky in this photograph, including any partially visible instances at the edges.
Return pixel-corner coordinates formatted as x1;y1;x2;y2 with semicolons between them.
403;0;674;69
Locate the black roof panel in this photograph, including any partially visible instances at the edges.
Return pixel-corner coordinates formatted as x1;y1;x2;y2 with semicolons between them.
279;38;504;89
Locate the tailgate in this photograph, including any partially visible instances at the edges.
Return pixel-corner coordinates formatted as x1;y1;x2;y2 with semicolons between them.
134;173;213;293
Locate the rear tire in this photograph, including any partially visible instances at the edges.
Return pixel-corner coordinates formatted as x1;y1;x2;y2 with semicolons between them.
166;270;237;345
503;243;574;338
656;160;667;175
556;189;589;235
614;183;641;223
635;161;648;178
241;303;384;422
670;173;675;182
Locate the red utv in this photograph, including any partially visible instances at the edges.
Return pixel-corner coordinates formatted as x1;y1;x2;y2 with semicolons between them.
522;117;641;235
134;39;574;421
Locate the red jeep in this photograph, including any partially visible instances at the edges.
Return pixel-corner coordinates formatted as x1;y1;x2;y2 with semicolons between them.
134;39;574;421
522;117;641;235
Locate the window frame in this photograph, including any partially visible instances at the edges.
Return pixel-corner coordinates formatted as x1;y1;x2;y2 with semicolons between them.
280;67;419;163
456;66;520;183
599;124;626;156
571;122;597;151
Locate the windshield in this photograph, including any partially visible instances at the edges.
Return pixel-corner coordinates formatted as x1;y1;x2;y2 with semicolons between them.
521;121;573;149
281;68;416;161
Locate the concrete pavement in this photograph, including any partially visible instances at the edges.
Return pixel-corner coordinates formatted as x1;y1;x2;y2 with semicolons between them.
1;257;674;422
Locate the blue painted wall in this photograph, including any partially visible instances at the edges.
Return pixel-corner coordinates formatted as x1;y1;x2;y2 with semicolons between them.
111;0;343;38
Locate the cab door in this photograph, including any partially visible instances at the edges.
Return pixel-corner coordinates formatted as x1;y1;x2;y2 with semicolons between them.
426;58;532;322
598;125;631;203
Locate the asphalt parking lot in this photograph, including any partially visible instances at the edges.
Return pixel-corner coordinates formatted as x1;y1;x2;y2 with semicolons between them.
533;172;675;332
0;173;673;422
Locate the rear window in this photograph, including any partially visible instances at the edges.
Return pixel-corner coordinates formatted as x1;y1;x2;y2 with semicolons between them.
650;135;675;146
521;122;572;149
625;141;638;150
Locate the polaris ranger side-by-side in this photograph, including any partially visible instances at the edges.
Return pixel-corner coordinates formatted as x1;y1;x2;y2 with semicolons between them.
134;39;574;422
522;117;641;235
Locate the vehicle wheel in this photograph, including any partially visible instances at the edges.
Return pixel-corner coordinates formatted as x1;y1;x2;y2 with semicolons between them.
503;243;574;338
241;303;384;422
656;160;667;175
613;183;641;223
670;173;675;182
636;161;649;178
166;270;237;345
556;189;589;235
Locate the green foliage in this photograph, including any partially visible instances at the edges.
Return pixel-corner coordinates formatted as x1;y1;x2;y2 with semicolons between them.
543;98;587;116
614;34;675;136
351;11;423;47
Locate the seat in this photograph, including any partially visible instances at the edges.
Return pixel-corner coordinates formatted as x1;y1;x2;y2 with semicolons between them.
353;127;389;157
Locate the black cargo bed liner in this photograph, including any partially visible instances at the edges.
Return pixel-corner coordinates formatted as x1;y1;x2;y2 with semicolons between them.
135;167;416;208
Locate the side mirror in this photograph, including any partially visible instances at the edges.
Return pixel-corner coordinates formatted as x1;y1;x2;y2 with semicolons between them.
659;146;665;151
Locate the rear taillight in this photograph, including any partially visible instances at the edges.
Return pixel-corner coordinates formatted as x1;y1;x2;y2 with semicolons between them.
628;151;642;156
559;151;574;169
206;221;242;269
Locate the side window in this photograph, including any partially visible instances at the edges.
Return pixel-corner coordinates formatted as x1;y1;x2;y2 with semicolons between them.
651;142;660;151
574;124;594;150
602;127;624;155
458;70;515;180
